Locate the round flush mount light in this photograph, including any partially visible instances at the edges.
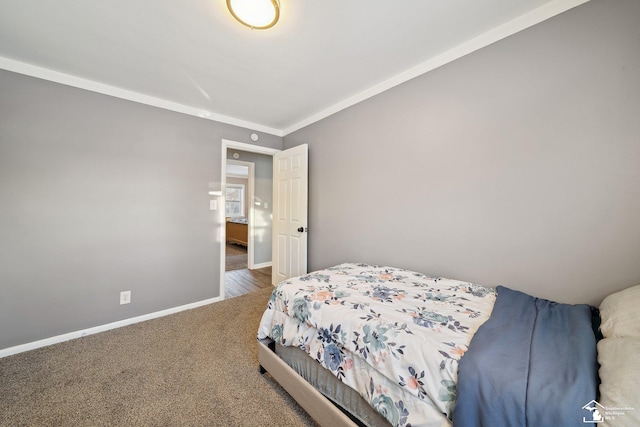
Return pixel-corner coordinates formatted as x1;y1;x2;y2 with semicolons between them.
227;0;280;30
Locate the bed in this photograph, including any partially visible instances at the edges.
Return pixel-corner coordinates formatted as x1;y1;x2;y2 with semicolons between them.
257;263;639;427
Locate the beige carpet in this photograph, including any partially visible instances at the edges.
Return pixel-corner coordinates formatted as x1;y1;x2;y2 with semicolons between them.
0;288;318;427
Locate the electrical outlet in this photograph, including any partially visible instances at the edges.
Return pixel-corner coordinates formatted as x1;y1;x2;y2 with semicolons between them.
120;290;131;305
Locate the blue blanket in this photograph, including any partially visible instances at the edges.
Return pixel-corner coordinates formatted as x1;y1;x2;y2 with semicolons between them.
453;286;599;427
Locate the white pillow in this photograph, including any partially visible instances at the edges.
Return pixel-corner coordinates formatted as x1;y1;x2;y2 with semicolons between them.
597;338;640;427
599;285;640;338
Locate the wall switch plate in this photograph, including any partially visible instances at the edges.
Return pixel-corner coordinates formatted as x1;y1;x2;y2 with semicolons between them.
120;290;131;305
210;200;218;210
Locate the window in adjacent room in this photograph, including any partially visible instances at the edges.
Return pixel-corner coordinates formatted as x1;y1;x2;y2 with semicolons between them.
225;184;245;217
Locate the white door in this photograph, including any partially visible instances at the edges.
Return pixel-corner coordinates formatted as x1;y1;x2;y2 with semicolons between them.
272;144;308;285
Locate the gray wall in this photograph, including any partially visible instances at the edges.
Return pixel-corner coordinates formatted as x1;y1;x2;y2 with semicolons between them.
227;150;274;265
284;0;640;305
0;70;282;350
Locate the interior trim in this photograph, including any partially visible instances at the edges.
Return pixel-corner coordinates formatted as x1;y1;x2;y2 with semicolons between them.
0;296;222;359
0;56;283;137
282;0;591;135
219;139;280;301
0;0;589;137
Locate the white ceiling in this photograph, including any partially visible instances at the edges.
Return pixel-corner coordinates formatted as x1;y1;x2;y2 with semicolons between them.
0;0;588;136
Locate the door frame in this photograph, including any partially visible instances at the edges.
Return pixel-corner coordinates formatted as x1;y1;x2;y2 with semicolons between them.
220;139;280;300
226;159;255;264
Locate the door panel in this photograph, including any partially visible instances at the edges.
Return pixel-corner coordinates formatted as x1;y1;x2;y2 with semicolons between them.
272;144;308;285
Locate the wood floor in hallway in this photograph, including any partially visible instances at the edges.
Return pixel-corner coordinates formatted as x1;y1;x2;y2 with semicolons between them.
224;242;273;298
225;266;273;298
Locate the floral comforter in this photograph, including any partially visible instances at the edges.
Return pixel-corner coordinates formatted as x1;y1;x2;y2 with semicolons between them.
257;263;496;427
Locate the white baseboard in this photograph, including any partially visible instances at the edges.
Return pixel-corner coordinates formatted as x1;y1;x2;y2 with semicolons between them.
250;261;272;270
0;296;223;359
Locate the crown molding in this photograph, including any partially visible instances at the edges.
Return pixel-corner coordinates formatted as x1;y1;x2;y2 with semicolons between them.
0;56;284;137
0;0;589;138
282;0;590;135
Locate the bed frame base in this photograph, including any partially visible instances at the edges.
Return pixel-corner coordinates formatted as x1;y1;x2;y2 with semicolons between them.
257;339;359;427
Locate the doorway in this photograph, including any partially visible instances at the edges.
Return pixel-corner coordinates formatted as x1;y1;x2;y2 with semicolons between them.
225;159;252;273
220;140;280;299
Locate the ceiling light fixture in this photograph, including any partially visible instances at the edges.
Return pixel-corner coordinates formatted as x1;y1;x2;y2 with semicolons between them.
227;0;280;30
